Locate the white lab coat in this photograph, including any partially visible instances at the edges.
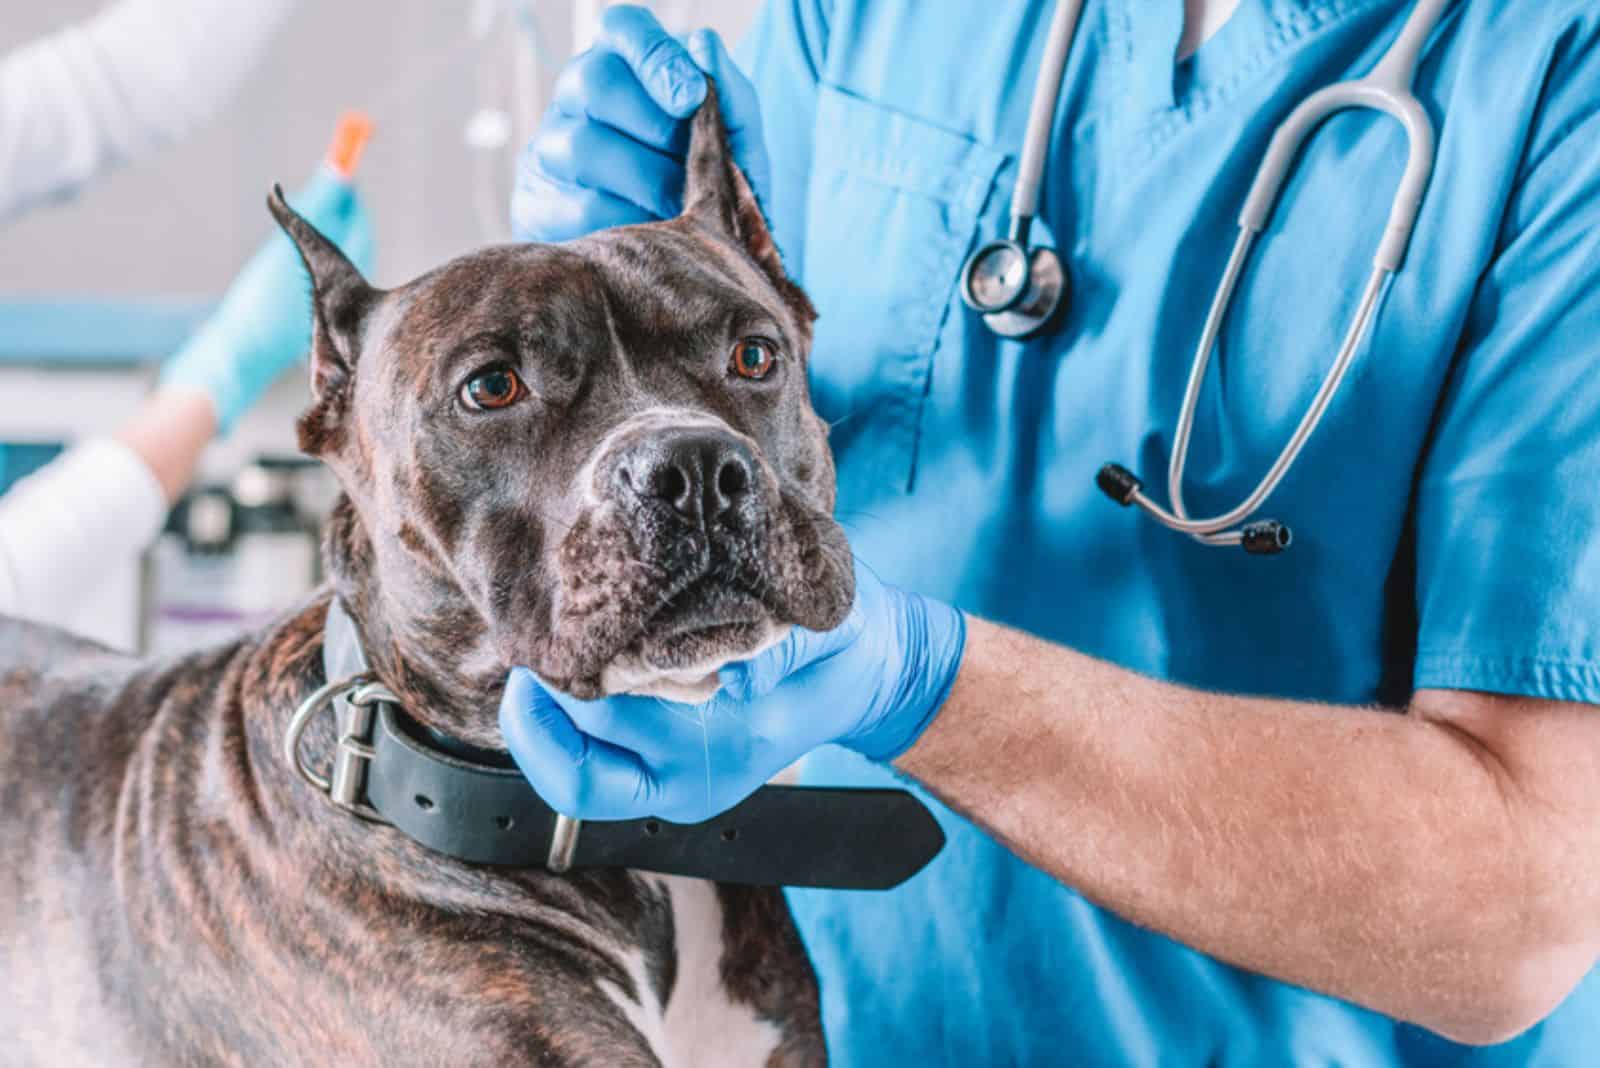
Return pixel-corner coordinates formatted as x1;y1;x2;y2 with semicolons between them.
0;439;166;629
0;0;296;628
0;0;298;220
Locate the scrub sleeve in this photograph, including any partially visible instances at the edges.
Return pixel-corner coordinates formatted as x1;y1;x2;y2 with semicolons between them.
1412;110;1600;704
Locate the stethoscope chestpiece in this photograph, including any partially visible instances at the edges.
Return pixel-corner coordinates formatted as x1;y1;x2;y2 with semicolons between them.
961;240;1069;340
960;239;1033;313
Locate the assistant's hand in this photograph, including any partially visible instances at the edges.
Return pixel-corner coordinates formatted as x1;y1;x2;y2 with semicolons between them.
498;563;967;824
160;166;373;432
510;4;770;243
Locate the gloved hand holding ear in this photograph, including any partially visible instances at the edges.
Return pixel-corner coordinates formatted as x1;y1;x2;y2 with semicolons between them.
510;4;771;242
499;562;967;825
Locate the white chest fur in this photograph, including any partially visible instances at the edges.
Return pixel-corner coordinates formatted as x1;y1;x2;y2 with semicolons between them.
595;875;782;1067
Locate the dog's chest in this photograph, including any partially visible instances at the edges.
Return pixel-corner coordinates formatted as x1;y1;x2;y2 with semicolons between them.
598;875;782;1067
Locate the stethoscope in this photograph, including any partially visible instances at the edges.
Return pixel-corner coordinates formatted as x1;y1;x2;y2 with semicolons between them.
959;0;1451;554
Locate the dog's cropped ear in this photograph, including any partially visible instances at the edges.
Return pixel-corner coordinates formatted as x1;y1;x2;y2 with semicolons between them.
266;184;378;458
681;80;816;326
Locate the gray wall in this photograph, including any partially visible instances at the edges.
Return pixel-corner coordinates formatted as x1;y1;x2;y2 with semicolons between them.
0;0;757;297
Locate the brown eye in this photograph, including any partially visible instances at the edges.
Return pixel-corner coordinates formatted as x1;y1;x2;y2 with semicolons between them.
460;366;525;410
729;338;777;381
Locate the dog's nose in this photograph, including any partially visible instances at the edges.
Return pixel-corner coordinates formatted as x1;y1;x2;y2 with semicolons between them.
617;431;756;527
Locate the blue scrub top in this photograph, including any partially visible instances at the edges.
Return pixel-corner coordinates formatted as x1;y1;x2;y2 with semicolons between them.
740;0;1600;1063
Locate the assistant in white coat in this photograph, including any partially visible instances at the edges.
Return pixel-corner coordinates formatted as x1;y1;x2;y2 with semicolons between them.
0;0;298;221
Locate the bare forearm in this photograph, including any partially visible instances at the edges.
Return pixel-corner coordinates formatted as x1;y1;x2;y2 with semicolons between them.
115;386;218;503
897;617;1599;1043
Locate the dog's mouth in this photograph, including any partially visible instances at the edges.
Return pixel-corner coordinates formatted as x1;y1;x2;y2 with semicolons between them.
591;576;787;703
539;491;853;701
634;577;771;669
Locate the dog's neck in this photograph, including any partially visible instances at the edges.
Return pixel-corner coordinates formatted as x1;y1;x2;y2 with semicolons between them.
322;495;509;748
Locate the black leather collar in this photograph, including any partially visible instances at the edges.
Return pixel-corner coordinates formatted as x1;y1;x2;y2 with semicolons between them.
284;598;945;890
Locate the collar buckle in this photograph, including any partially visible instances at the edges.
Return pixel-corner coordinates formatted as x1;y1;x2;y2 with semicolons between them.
283;672;395;825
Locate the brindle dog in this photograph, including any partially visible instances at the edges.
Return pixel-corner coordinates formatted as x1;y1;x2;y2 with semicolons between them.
0;84;854;1066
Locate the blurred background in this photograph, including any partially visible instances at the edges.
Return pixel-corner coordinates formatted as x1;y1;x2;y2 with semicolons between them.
0;0;756;652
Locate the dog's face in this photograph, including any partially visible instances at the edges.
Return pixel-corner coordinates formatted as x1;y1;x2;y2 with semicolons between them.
272;85;852;704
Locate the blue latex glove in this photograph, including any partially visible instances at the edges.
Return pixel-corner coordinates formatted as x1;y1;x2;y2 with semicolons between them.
498;562;967;824
160;166;373;431
510;4;770;242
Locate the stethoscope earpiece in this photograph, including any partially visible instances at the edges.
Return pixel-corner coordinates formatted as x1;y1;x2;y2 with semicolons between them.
1241;521;1293;555
1097;465;1294;555
1095;464;1142;506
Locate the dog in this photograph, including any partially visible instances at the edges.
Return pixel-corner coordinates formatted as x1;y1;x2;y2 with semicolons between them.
0;83;856;1066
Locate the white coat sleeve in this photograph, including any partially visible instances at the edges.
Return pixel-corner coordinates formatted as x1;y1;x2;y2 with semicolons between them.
0;0;299;222
0;437;168;626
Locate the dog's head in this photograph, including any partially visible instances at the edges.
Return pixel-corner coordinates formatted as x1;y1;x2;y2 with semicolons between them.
271;83;852;720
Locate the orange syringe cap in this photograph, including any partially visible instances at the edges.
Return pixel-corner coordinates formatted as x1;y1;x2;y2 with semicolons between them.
325;111;374;180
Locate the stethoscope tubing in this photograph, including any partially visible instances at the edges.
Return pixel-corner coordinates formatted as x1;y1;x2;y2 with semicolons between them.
963;0;1454;550
1133;263;1391;539
1009;0;1085;240
1086;0;1451;549
959;0;1084;325
1137;0;1445;542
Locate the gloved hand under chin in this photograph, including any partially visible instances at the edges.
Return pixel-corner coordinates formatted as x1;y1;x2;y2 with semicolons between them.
160;166;373;432
498;562;967;825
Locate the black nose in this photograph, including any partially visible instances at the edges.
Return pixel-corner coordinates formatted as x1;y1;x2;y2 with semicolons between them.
617;431;756;527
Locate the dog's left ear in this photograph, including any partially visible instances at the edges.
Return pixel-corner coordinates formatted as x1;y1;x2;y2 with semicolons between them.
267;184;379;459
681;80;816;326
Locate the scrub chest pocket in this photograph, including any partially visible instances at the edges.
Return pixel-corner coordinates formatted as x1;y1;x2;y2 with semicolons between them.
802;85;1005;503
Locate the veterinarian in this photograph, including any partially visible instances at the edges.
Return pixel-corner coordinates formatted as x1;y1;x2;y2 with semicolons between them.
501;1;1600;1063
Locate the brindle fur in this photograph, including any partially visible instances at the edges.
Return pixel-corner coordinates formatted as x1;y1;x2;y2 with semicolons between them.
0;84;842;1065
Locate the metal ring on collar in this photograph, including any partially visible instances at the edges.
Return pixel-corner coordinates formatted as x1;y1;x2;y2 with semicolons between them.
349;679;401;709
283;672;395;824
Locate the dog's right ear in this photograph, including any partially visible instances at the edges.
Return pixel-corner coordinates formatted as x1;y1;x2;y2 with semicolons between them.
267;184;377;458
680;80;816;331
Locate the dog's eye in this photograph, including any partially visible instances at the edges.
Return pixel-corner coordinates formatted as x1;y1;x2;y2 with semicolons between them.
729;338;778;381
460;366;526;411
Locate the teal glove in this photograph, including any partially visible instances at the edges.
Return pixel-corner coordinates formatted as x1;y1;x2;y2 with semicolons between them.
498;561;968;824
161;166;373;431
